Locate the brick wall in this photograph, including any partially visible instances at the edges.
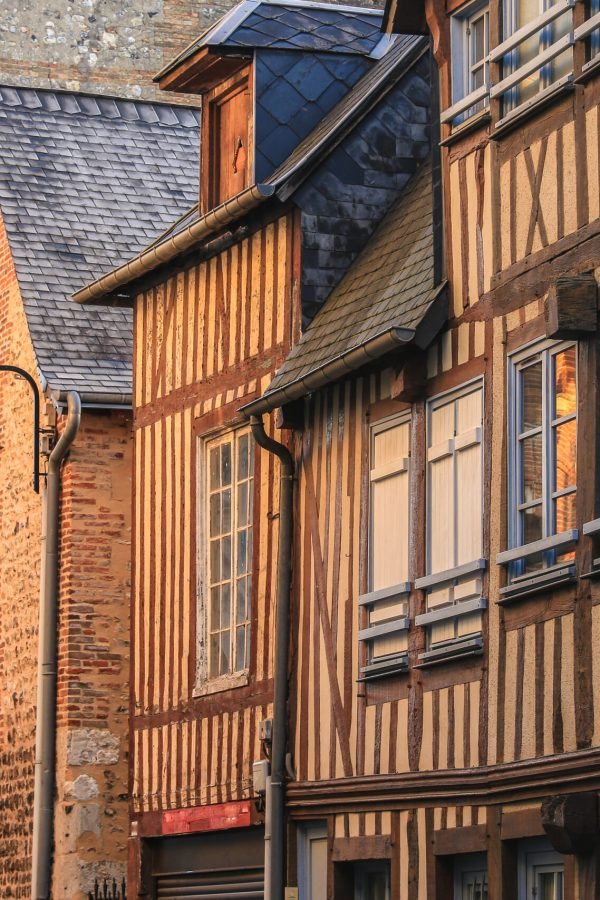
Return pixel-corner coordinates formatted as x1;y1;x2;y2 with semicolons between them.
0;0;380;100
53;410;132;899
0;213;132;898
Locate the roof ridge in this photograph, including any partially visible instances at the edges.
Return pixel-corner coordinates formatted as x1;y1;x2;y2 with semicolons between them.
0;84;200;127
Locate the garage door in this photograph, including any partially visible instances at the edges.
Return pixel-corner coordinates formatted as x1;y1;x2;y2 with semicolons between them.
156;866;263;898
150;827;264;900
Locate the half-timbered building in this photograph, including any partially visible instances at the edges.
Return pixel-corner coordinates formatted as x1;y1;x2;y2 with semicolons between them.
74;3;437;896
242;0;600;894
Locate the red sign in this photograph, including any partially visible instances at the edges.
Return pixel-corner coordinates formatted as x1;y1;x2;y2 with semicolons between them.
161;800;252;835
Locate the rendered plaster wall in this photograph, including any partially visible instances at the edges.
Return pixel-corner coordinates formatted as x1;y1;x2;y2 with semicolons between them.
0;0;381;100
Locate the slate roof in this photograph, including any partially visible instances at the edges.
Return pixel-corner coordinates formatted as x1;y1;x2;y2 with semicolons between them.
0;85;199;401
140;34;423;249
155;0;386;82
257;159;443;406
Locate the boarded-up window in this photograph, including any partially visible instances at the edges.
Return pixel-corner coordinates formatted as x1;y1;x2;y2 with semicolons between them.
201;427;254;683
203;74;251;211
359;414;411;679
417;382;485;656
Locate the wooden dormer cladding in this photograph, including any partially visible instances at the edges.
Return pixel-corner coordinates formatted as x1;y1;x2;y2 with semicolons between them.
201;67;253;213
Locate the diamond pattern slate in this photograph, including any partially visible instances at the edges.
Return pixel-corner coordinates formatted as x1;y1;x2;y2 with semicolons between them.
263;160;439;400
223;3;383;54
0;86;199;399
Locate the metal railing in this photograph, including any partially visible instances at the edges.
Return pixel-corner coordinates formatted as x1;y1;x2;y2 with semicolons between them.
88;878;127;900
442;0;600;127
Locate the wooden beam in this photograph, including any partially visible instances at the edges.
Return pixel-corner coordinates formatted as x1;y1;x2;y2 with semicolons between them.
545;274;598;338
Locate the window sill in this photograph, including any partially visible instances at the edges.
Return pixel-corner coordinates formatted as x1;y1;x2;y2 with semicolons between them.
415;636;483;668
496;529;578;566
415;597;486;628
193;670;249;698
415;558;486;592
492;75;573;138
498;563;576;603
358;654;408;682
439;109;491;147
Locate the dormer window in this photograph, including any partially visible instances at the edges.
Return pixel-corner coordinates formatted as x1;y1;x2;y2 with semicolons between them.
201;70;252;212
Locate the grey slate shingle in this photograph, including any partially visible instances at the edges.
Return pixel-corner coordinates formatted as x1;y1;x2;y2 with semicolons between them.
0;85;199;399
262;160;441;400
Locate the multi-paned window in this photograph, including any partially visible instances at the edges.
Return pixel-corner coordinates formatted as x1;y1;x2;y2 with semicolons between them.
454;853;488;899
501;340;577;587
359;414;411;679
448;2;490;124
201;428;254;685
415;381;486;664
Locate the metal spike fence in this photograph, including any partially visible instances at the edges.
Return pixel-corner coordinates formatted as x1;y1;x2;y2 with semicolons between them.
88;877;126;900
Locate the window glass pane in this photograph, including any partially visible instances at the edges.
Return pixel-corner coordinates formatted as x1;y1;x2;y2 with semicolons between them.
222;535;231;580
521;432;543;503
471;14;486;64
237;578;247;622
236;625;246;672
221;583;231;629
537;870;563;900
211;586;220;629
238;432;249;479
237;481;248;527
554;347;577;417
210;539;221;582
222;488;231;533
523;503;543;544
220;631;230;675
210;446;220;490
555;492;576;534
210;492;221;537
221;442;232;485
521;361;542;430
237;530;248;576
210;632;219;678
555;418;576;491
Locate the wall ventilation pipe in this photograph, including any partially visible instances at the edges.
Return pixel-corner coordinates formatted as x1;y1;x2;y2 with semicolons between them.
249;415;294;900
31;392;81;900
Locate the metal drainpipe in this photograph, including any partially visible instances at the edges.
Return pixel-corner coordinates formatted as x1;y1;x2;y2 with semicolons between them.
31;392;81;900
249;415;294;900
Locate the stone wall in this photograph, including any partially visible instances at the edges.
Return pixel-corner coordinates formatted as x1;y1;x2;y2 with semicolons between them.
0;0;381;100
0;214;42;899
53;409;132;899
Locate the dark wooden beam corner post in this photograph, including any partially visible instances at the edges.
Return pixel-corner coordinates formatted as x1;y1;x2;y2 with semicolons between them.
545;274;598;339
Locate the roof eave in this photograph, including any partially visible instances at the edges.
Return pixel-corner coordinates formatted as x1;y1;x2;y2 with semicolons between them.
73;183;276;306
383;0;428;36
240;325;416;417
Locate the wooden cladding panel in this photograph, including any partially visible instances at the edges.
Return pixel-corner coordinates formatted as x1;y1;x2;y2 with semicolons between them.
133;215;293;414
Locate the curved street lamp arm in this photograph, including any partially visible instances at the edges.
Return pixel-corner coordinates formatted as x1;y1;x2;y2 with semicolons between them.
0;364;41;493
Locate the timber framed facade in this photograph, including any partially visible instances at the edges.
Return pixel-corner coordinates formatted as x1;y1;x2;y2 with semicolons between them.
76;0;600;896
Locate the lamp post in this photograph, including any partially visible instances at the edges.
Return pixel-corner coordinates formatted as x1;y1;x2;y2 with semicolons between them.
0;364;41;493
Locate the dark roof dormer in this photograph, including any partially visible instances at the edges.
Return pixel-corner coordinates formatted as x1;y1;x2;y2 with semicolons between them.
155;0;390;213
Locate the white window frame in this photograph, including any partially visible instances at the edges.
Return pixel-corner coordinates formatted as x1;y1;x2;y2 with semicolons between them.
501;338;578;584
194;425;254;696
359;412;412;680
297;822;328;900
517;838;564;899
454;852;488;899
442;0;490;126
416;379;486;665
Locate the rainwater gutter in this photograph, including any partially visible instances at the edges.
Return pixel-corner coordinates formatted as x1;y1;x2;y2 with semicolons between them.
248;416;294;900
72;184;275;306
31;391;81;900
